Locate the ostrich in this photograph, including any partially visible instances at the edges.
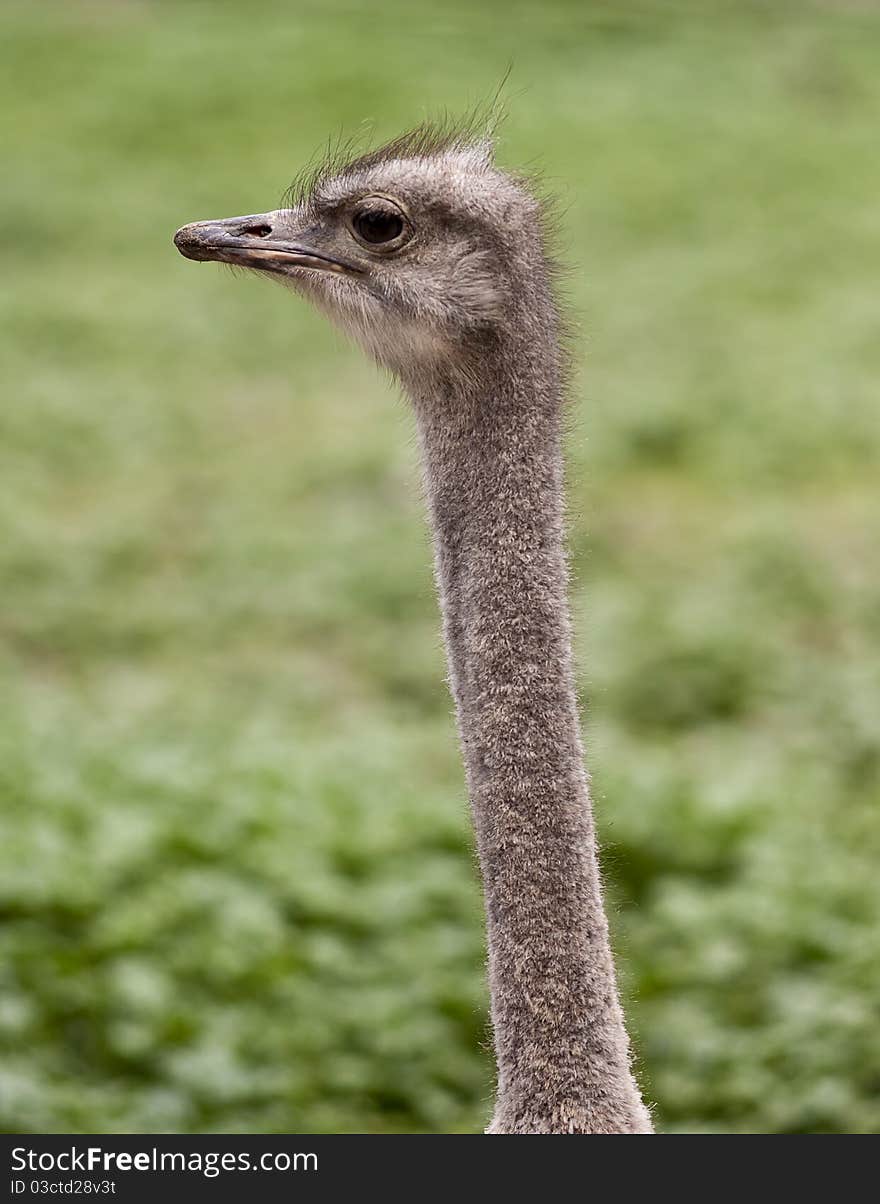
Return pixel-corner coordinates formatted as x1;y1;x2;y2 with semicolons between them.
174;124;652;1135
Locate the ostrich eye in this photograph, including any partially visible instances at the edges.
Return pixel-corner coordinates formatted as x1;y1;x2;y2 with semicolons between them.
351;200;408;248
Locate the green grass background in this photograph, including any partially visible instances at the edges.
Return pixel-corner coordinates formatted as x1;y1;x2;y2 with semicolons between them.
2;0;879;1133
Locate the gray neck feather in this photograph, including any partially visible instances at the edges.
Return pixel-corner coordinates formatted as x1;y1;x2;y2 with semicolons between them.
404;283;651;1134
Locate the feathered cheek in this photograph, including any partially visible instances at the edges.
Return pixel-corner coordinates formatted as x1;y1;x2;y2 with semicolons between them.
449;252;505;328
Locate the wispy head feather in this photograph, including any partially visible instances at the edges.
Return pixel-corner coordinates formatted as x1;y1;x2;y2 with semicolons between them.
280;103;505;212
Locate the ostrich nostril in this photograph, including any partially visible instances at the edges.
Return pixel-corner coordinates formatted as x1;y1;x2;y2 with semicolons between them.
240;223;272;238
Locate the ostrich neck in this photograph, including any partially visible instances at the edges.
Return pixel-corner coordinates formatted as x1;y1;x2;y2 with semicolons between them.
407;324;651;1134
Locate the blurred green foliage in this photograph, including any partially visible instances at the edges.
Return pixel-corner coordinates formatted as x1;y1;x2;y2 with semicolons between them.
1;0;879;1133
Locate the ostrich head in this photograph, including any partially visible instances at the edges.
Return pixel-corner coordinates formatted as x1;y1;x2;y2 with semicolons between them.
174;127;549;379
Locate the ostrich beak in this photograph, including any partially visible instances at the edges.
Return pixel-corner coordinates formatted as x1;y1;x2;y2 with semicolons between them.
173;213;360;275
